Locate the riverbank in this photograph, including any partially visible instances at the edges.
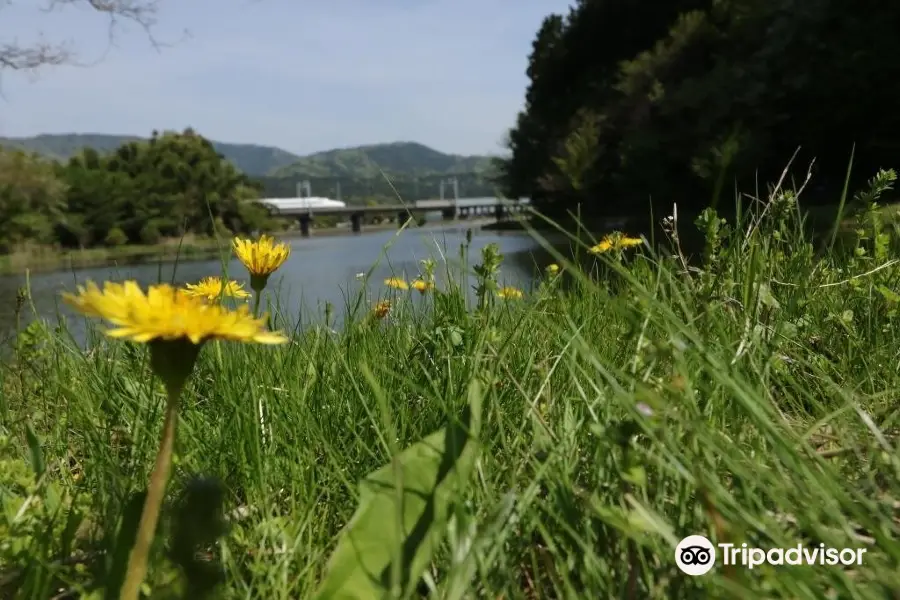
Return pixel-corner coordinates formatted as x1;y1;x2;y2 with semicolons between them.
0;239;225;277
2;180;897;597
0;218;501;276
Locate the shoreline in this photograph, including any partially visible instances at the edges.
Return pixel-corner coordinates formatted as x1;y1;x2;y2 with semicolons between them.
0;241;225;278
0;217;508;277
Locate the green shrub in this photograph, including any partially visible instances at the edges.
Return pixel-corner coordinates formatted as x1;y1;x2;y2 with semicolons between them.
104;227;128;247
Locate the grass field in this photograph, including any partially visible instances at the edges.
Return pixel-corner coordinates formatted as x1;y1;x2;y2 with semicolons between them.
2;170;900;599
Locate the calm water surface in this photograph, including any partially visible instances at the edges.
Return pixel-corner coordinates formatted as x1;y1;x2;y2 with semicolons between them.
0;225;551;346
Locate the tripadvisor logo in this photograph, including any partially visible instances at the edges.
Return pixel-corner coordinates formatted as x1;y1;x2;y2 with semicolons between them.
675;535;716;576
675;535;868;576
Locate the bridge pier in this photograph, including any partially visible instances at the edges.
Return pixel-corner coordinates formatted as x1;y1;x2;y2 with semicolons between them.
351;212;362;234
299;214;312;237
495;203;505;221
441;207;456;221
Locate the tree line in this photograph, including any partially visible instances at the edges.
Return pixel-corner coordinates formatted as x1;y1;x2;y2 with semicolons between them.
497;0;900;220
0;129;272;253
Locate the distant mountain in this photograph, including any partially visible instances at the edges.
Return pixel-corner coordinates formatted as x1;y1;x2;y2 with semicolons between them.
271;141;496;179
0;133;302;176
0;135;497;180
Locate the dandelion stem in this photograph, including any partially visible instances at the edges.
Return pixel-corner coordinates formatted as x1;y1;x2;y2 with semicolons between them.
120;389;181;600
252;291;262;319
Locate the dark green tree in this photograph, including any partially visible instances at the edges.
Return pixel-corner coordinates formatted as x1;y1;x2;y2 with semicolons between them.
0;149;67;252
56;129;272;248
499;0;900;221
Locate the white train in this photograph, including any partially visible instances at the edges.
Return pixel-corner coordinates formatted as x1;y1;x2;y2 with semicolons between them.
257;197;347;212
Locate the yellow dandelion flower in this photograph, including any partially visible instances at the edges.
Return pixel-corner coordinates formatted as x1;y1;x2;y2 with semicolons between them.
411;279;434;294
384;277;409;290
588;239;613;254
63;281;286;346
588;233;643;254
618;236;643;248
496;286;524;300
546;263;560;275
61;280;288;600
183;276;251;301
232;234;291;291
372;300;391;319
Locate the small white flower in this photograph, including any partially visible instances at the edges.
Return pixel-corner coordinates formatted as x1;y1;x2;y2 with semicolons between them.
636;402;654;417
670;336;688;352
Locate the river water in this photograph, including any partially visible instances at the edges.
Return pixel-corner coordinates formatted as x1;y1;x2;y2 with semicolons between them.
0;224;551;347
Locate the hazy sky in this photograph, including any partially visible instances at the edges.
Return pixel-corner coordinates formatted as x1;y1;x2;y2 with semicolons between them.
0;0;573;156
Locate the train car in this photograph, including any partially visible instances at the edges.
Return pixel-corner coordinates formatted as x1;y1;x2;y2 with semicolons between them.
257;197;347;213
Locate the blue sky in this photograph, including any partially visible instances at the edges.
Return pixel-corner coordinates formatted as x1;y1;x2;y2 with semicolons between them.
0;0;573;157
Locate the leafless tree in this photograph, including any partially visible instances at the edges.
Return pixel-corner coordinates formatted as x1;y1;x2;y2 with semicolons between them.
0;0;168;71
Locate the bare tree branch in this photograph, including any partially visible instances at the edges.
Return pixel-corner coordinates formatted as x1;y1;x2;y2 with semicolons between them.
1;0;177;72
0;40;70;70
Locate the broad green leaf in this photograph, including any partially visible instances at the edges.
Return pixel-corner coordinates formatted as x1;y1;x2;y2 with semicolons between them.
314;379;483;600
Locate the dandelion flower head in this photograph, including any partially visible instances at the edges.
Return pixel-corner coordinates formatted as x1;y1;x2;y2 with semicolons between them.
63;281;287;345
384;277;409;290
232;234;291;277
372;300;391;319
411;279;434;294
183;276;251;301
497;286;524;300
588;239;613;255
589;232;642;254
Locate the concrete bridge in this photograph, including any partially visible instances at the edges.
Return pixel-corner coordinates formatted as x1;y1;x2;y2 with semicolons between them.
256;196;531;236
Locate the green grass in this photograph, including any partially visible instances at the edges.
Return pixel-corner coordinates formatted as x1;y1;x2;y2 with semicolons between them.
2;170;900;599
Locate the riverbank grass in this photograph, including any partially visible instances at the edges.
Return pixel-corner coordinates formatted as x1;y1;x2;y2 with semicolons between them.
2;172;900;598
0;237;225;276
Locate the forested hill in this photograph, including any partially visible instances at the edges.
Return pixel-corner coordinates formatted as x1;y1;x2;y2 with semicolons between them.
0;133;302;177
0;134;495;179
270;141;494;178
